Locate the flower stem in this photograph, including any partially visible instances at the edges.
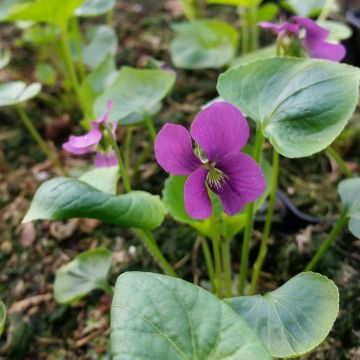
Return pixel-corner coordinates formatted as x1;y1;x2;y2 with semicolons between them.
326;146;353;179
107;129;132;193
305;213;349;271
134;229;177;277
199;234;216;293
221;238;232;297
210;208;223;298
318;0;335;22
60;25;89;117
238;7;250;54
249;5;259;51
124;126;134;175
238;128;264;295
143;113;157;142
249;148;279;295
15;105;66;175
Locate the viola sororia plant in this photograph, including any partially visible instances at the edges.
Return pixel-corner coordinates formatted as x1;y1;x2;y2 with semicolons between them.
2;0;360;358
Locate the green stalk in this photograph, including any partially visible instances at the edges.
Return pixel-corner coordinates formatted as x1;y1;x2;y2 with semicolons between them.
60;25;89;117
108;129;176;277
249;149;279;295
106;9;114;26
326;146;353;179
238;6;250;54
238;128;264;295
134;229;177;277
305;213;349;271
107;129;132;193
199;235;216;292
124;127;134;175
221;239;232;297
249;5;259;51
15;105;66;175
143;113;157;142
209;208;223;298
318;0;335;22
71;17;86;81
98;280;114;296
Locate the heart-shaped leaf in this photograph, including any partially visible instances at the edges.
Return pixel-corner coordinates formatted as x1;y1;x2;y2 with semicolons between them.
225;272;339;358
281;0;336;17
79;166;119;195
76;0;115;17
0;81;41;107
23;177;166;230
218;57;360;158
35;63;56;86
94;67;176;124
54;248;112;304
111;272;272;359
338;178;360;238
0;301;6;337
170;20;239;69
82;25;117;68
6;0;85;29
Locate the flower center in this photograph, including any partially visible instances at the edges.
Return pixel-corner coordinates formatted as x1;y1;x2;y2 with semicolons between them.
205;163;229;191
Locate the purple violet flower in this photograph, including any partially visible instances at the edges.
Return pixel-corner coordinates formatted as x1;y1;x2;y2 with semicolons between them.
259;16;346;62
63;101;118;168
155;101;266;220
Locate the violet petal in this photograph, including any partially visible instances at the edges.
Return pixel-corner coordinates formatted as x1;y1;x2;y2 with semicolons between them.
62;141;95;155
94;99;113;125
216;153;266;216
154;123;202;176
67;126;102;149
259;21;299;36
184;168;212;220
94;150;118;168
190;101;250;162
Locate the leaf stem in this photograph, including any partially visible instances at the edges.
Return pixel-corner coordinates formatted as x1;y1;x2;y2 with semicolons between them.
305;213;349;271
221;238;232;297
15;105;66;175
238;128;264;295
209;207;223;298
326;146;353;178
199;234;216;293
239;7;250;54
143;113;157;142
134;228;177;277
107;129;132;193
249;5;259;51
60;25;89;117
250;148;279;295
124;126;134;175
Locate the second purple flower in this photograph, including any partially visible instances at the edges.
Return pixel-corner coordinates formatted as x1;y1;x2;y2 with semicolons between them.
155;101;266;220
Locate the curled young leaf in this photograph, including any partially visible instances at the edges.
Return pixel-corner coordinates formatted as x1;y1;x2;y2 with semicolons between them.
23;177;166;230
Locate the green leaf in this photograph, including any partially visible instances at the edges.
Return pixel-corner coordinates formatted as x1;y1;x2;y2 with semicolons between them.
225;272;339;358
82;25;117;68
231;45;276;67
21;24;59;46
76;0;115;17
0;48;11;70
318;20;353;42
6;0;85;29
208;0;262;7
217;57;360;158
0;301;6;337
111;272;272;359
170;20;239;69
338;178;360;238
94;66;176;124
0;0;25;21
80;55;118;106
35;63;56;86
256;3;279;22
79;166;119;195
0;81;41;107
281;0;337;17
23;177;167;230
54;248;112;304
